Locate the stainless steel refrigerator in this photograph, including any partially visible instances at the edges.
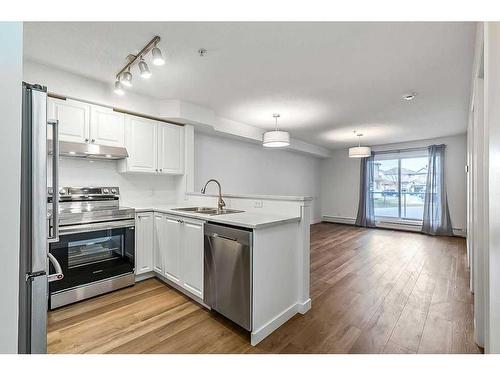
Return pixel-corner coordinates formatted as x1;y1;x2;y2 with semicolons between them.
18;82;63;354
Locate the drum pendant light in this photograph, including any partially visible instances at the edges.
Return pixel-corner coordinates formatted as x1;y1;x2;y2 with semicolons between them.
263;113;290;148
349;132;371;158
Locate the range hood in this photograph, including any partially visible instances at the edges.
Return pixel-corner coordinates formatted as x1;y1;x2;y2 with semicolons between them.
48;140;128;160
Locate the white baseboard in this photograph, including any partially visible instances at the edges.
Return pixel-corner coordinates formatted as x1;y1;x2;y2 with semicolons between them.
251;303;299;346
135;271;155;282
135;271;209;308
154;273;209;308
310;217;323;225
322;215;356;225
297;298;311;314
322;215;466;237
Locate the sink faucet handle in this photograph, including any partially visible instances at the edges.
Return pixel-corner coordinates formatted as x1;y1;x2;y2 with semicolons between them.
218;197;226;210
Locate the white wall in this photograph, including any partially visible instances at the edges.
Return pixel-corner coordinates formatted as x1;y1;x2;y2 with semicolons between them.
485;21;500;354
194;132;322;222
0;22;22;353
23;60;160;116
48;158;179;207
320;134;468;233
25;60;326;217
24;60;331;159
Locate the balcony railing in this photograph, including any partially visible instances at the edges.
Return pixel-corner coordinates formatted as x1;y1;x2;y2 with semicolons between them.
372;191;425;220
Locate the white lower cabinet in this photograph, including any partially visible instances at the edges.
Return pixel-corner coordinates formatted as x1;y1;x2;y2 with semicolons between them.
181;219;204;298
151;213;204;299
153;213;165;274
135;212;154;275
163;216;182;284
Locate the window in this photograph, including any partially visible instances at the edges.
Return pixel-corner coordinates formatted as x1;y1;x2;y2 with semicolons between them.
373;152;428;221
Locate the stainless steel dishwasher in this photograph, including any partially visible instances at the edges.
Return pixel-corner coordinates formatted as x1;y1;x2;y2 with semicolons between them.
204;223;252;331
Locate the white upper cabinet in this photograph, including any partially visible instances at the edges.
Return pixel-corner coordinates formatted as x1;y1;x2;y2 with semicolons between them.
48;97;125;147
89;105;125;147
119;115;157;173
120;115;184;175
135;212;154;275
48;97;184;175
181;219;204;298
157;123;184;175
48;98;90;143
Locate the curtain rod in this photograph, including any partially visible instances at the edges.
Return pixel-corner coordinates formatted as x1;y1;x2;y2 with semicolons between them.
373;146;430;155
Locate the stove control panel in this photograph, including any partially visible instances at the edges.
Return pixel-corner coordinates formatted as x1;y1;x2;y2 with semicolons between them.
47;186;120;199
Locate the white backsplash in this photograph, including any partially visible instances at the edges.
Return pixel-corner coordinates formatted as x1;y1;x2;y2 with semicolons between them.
48;156;180;206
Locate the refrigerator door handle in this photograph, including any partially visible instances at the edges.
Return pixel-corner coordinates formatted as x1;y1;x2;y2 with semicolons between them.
47;119;59;243
47;253;64;282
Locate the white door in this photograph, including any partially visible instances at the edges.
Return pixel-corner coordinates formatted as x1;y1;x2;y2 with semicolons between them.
135;212;153;275
122;115;157;173
181;219;204;299
164;216;182;284
157;123;184;174
47;98;90;143
89;105;125;147
153;213;165;274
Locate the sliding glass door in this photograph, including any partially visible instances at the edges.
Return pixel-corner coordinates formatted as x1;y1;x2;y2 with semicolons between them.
373;152;428;221
373;159;399;218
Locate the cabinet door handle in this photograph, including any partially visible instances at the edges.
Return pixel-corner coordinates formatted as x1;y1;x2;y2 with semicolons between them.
91;139;95;143
84;138;89;143
159;168;163;172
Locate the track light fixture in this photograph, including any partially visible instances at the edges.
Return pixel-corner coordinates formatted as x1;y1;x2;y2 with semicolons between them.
114;81;125;96
120;68;133;87
138;58;151;78
152;46;165;66
113;36;164;95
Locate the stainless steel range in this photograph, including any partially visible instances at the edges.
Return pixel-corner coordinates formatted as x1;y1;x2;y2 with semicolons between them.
47;186;135;309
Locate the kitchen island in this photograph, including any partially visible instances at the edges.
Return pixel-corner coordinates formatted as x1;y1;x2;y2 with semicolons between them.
129;193;312;345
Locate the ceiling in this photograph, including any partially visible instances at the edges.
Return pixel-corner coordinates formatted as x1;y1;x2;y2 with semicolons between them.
23;22;476;149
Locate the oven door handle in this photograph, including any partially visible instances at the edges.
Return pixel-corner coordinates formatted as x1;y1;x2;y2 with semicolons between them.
47;253;64;283
59;219;136;235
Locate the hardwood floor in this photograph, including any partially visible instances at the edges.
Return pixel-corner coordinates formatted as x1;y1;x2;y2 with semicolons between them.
47;223;482;354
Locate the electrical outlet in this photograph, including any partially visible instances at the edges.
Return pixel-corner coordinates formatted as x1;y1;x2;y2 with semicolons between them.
254;200;263;208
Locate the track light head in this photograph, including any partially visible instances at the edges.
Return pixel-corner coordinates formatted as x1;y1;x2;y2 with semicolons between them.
113;36;164;94
114;81;125;96
120;70;133;87
138;59;152;78
152;46;165;66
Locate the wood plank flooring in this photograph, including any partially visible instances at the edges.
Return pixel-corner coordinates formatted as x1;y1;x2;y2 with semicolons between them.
48;223;482;354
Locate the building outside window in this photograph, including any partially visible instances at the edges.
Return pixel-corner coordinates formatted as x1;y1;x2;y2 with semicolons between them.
372;153;428;221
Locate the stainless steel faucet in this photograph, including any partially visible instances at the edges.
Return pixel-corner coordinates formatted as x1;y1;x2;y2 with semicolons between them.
201;179;226;212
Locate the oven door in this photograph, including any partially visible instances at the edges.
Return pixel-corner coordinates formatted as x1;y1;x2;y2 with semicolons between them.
49;219;135;295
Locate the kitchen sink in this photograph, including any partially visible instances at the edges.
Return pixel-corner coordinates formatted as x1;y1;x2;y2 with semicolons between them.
172;207;244;215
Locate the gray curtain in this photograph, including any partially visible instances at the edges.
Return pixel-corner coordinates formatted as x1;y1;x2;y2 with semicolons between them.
355;153;376;227
421;144;454;236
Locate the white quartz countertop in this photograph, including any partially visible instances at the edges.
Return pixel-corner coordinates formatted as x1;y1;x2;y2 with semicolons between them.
130;204;301;229
186;192;313;202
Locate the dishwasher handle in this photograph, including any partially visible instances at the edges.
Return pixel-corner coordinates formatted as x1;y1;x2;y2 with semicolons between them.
204;223;252;247
210;233;239;242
